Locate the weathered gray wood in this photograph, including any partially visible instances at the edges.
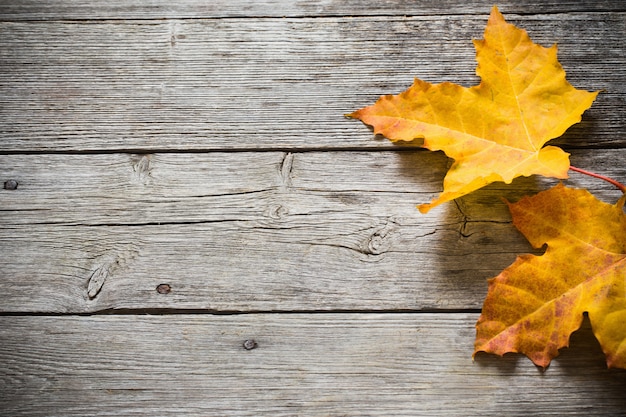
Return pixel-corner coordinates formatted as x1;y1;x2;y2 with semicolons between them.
0;13;623;151
1;1;625;414
1;149;623;226
1;149;623;313
1;314;625;417
0;220;525;313
0;0;624;20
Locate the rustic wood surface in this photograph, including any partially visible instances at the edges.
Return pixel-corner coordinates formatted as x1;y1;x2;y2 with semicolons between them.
1;1;625;415
1;314;625;417
1;8;624;151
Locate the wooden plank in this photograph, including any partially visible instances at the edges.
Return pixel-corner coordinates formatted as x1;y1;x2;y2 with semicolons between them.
0;14;623;151
0;149;623;226
1;314;625;416
0;218;524;313
1;0;624;20
0;150;623;313
0;151;450;226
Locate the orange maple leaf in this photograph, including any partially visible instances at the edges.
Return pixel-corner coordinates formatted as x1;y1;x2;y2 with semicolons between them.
474;184;626;369
348;6;598;213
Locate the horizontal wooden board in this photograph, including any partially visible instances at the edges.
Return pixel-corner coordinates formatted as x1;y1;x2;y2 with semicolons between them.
0;219;529;313
0;0;624;20
1;314;625;416
0;14;623;151
1;149;623;226
0;150;623;313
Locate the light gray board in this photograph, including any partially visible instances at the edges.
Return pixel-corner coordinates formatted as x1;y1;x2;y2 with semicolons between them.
1;314;625;417
0;0;624;20
0;14;623;151
0;219;527;313
0;149;623;226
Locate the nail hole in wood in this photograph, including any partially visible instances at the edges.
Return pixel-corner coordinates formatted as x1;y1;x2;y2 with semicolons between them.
156;283;172;294
4;180;18;190
243;339;258;350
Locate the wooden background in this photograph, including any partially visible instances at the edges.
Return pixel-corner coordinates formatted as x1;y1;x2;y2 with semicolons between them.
1;1;625;415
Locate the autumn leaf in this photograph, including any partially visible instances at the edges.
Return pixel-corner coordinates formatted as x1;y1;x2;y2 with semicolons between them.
348;6;598;213
474;184;626;369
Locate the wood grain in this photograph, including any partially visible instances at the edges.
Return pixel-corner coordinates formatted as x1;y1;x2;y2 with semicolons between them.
0;221;519;313
1;314;625;417
1;149;623;226
0;13;623;151
0;150;623;313
1;1;625;414
1;0;624;20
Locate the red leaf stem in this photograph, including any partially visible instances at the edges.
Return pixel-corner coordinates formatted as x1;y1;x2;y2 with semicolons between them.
569;166;626;193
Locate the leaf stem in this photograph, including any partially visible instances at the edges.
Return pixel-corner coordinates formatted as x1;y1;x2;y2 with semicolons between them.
569;166;626;193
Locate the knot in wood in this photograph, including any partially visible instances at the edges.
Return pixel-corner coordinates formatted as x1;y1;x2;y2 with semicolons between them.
87;262;111;300
367;232;384;255
132;154;153;184
362;220;397;256
268;204;289;220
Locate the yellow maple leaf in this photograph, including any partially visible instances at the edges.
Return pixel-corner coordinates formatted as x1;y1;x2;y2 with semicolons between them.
474;184;626;369
348;6;598;213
